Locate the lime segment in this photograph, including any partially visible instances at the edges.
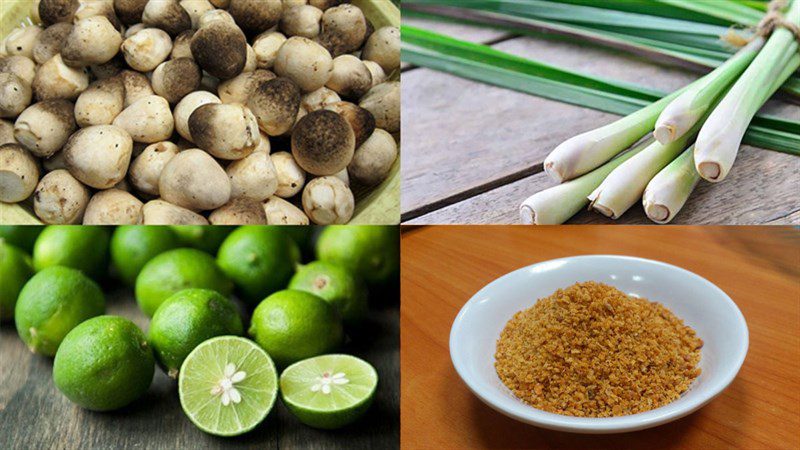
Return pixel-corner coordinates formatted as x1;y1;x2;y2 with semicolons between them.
178;336;278;437
280;354;378;429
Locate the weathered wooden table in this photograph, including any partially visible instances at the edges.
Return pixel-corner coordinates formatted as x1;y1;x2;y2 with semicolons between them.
0;288;399;449
401;18;800;225
401;225;800;449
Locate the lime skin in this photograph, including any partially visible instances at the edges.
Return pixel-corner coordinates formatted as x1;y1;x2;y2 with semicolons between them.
248;290;344;368
148;289;244;378
170;226;233;254
0;226;43;252
135;248;233;317
316;226;399;286
110;226;181;286
53;316;155;411
0;242;34;322
33;226;110;280
15;266;105;356
288;261;368;327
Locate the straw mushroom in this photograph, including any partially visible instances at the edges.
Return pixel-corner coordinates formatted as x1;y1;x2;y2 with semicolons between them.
301;86;340;111
191;20;247;79
187;103;260;159
273;36;333;92
324;101;375;147
142;199;209;224
0;120;16;145
32;54;90;100
348;128;396;186
326;55;372;99
196;8;236;28
218;69;276;105
209;197;266;224
158;148;231;210
0;56;37;86
61;16;123;67
363;60;386;87
39;0;80;25
252;32;286;69
280;5;323;38
63;124;134;188
362;26;400;74
227;0;282;36
226;150;278;200
291;109;354;175
32;169;90;224
90;56;126;80
171;30;195;59
0;73;32;118
359;80;399;133
113;95;175;143
118;70;154;107
301;175;353;224
173;90;220;141
270;151;306;197
263;195;309;224
142;0;192;35
32;23;72;64
113;0;147;25
179;0;215;29
74;76;125;127
247;77;301;136
73;0;121;29
14;100;76;157
308;0;342;10
317;4;368;57
151;58;202;104
0;143;39;202
128;141;180;195
83;189;144;224
5;25;43;59
121;28;173;72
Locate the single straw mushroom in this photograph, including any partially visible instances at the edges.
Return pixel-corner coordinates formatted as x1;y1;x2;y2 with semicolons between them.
33;169;91;224
209;197;267;224
252;32;286;69
273;36;333;92
82;189;144;224
0;55;37;86
291;109;355;175
179;0;215;29
217;69;276;105
226;150;278;200
173;90;220;141
263;195;309;224
14;100;77;157
151;58;202;104
0;73;32;118
359;81;399;133
301;175;354;224
38;0;80;25
171;30;195;59
325;55;372;99
113;95;175;143
73;0;121;29
141;199;208;224
246;77;301;136
196;8;236;28
191;20;247;80
128;141;180;195
324;101;375;147
227;0;282;36
113;0;148;25
271;151;306;198
348;128;397;186
302;86;340;111
63;124;134;189
32;23;72;64
61;16;123;68
142;0;192;35
158;148;231;210
74;76;125;127
117;70;154;107
32;54;90;100
121;28;173;72
363;60;386;88
188;103;260;159
0;143;39;202
280;5;323;38
362;26;400;74
5;25;43;59
317;4;368;57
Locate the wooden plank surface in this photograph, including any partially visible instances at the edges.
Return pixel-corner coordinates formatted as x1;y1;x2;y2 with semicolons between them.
400;225;800;449
0;289;399;450
400;20;800;224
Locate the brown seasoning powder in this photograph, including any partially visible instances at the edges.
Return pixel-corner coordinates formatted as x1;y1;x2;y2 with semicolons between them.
494;282;703;417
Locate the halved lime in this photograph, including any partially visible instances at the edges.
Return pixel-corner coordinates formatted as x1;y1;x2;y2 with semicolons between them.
280;354;378;429
178;336;278;437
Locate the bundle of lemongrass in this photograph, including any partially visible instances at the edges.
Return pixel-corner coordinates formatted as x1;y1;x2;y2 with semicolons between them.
520;0;800;225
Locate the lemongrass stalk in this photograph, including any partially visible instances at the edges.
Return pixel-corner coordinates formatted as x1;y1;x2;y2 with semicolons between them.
642;145;699;224
520;138;653;224
654;38;764;144
694;0;800;182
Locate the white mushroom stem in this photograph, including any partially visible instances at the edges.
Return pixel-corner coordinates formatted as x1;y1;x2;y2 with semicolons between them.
642;146;700;224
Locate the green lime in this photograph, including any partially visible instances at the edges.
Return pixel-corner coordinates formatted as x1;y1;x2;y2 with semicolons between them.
249;290;343;368
135;248;233;317
148;289;243;378
170;225;233;254
15;266;105;356
280;354;378;429
0;226;43;252
178;336;278;436
33;226;110;280
110;226;181;286
288;261;368;327
53;316;155;411
217;226;300;305
0;242;34;322
316;226;399;286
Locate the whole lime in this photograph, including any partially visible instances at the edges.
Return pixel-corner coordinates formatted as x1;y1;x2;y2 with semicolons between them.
0;242;34;322
217;226;300;305
170;226;233;254
0;226;43;252
135;248;233;317
148;289;243;378
15;266;105;356
288;261;368;327
33;226;110;280
316;226;399;286
111;226;181;286
53;316;155;411
249;290;343;368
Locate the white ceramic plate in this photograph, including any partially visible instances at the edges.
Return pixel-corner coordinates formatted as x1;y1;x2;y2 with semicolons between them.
449;255;748;434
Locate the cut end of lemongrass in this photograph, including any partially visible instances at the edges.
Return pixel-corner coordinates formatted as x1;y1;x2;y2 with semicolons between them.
543;159;565;183
519;205;536;225
653;125;675;145
697;161;722;182
590;202;616;219
644;202;671;224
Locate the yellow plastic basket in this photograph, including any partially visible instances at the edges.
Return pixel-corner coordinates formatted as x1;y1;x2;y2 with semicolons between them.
0;0;400;225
